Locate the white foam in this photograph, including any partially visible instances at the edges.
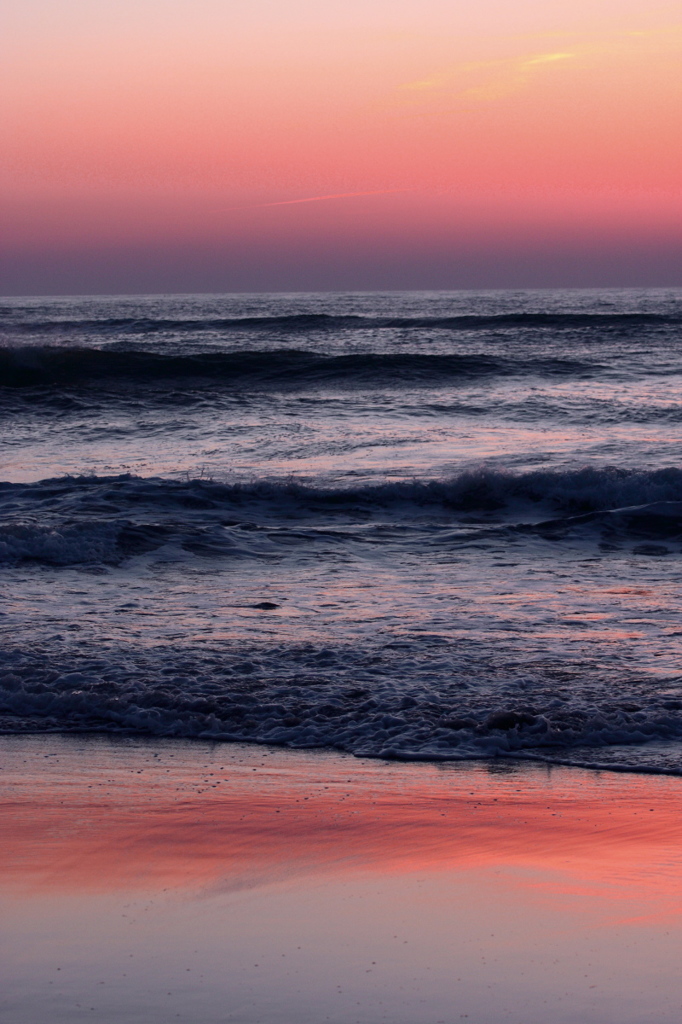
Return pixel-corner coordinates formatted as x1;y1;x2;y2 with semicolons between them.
2;640;682;776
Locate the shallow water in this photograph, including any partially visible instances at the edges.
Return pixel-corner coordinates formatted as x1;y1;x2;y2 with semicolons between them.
2;289;682;771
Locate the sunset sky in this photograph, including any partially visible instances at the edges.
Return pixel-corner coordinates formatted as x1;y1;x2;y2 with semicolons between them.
2;0;681;293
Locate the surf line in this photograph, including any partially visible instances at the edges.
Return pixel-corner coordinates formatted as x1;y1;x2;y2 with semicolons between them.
226;188;415;212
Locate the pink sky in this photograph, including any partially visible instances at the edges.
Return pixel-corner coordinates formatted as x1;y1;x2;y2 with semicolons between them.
1;0;680;292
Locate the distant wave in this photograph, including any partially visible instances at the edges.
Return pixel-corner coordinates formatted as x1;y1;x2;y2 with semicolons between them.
3;311;682;336
2;467;682;566
0;346;596;388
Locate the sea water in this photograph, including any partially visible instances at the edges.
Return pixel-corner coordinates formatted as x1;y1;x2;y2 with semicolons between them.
2;288;682;772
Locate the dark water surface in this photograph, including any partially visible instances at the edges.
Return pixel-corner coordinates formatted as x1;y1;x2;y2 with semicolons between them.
2;289;682;772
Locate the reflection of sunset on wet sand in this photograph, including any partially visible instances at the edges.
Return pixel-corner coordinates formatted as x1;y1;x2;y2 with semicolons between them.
3;737;682;898
2;736;682;1023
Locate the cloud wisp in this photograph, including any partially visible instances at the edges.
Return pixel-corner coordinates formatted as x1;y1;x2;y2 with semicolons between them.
400;50;576;105
227;188;415;213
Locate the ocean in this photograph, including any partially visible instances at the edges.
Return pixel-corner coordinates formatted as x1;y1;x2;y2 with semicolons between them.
2;288;682;774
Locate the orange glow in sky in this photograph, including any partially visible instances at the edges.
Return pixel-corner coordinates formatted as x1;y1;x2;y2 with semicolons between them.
1;0;680;291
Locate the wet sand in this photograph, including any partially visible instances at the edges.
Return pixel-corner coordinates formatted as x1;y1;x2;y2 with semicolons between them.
2;734;682;1023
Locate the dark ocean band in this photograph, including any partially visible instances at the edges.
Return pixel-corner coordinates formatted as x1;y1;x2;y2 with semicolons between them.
0;347;595;388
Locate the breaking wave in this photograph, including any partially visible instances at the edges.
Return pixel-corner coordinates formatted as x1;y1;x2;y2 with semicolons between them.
2;467;682;566
4;464;682;514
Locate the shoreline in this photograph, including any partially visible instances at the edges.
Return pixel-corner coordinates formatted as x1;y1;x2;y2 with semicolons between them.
3;725;682;779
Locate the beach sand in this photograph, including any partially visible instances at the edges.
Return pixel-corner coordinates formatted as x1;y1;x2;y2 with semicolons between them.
2;735;682;1024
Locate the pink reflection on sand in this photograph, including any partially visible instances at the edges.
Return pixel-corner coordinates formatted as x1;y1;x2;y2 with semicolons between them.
2;737;682;931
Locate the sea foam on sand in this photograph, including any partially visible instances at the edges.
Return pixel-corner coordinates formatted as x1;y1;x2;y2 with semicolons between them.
2;735;682;1024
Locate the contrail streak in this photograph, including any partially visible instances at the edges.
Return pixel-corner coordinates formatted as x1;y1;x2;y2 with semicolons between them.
227;188;413;211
